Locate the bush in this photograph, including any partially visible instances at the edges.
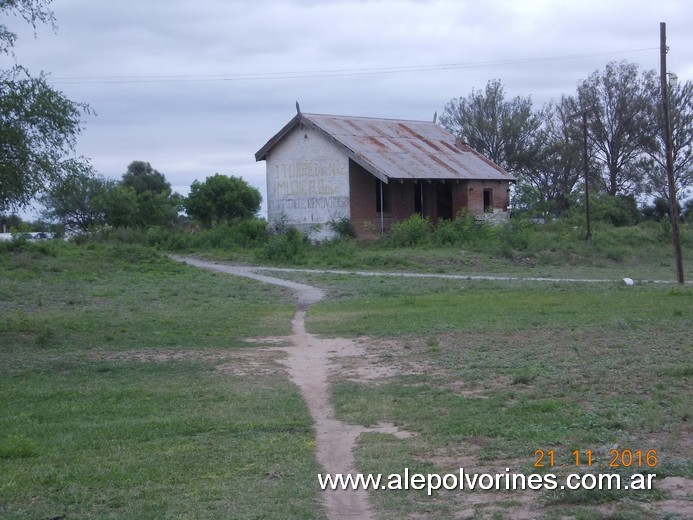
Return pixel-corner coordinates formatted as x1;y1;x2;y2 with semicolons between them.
432;219;457;246
231;218;270;247
327;217;356;239
311;239;358;267
450;209;490;244
498;217;536;251
86;226;148;245
81;218;270;252
260;227;309;263
590;194;640;227
386;215;432;247
188;219;269;250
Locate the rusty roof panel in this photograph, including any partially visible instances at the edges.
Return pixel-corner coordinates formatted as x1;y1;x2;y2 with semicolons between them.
256;112;515;182
303;113;514;182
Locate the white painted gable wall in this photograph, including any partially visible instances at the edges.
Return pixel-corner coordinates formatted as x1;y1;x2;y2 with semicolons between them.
266;124;351;240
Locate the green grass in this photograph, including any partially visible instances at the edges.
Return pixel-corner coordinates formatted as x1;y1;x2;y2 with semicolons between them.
305;279;691;336
0;242;294;357
290;272;690;519
1;239;691;519
0;242;325;520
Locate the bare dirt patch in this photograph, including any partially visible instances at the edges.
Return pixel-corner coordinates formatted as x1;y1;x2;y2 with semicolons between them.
268;309;416;519
89;348;234;363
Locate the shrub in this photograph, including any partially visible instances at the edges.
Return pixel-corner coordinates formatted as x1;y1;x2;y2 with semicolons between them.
591;194;640;227
327;217;356;239
312;239;358;267
231;218;269;247
386;215;432;247
260;227;309;263
432;219;457;246
451;209;489;243
498;217;535;251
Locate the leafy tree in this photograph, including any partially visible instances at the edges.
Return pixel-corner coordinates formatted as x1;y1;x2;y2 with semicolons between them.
97;162;181;228
0;212;22;232
520;96;586;217
508;176;543;218
644;78;693;201
439;78;544;174
131;188;181;228
0;1;91;211
185;174;261;228
577;61;658;196
96;184;139;228
122;161;170;195
40;161;108;232
642;196;682;221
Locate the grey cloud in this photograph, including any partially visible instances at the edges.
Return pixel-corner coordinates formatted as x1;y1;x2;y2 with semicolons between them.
5;0;691;220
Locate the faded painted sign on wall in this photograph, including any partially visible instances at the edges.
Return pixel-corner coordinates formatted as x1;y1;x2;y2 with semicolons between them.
266;127;350;239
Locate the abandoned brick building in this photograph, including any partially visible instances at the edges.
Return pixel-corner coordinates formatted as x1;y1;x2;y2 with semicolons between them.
255;108;515;240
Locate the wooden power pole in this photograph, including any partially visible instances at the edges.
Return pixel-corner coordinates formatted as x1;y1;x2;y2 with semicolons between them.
660;22;685;284
582;111;592;244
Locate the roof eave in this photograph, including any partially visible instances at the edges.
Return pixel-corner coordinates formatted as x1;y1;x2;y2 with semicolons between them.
256;113;391;183
254;114;301;161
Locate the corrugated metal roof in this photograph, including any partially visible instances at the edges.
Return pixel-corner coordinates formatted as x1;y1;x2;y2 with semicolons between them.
255;112;515;183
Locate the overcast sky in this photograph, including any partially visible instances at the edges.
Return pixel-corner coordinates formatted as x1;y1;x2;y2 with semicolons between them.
5;0;692;218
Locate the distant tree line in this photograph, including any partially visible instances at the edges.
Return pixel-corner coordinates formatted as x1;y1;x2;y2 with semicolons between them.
39;161;261;233
439;61;692;221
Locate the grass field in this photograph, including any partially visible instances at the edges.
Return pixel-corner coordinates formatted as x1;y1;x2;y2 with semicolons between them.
1;239;691;519
274;270;692;518
0;243;325;520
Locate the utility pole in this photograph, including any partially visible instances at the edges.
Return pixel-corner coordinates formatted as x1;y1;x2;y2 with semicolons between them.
581;111;592;244
660;22;685;284
570;110;592;243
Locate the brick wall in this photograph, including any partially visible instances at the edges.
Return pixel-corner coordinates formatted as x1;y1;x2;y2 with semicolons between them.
349;161;416;238
462;180;511;214
451;181;469;216
349;162;512;237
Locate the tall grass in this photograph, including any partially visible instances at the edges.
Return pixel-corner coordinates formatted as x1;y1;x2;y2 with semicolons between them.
55;213;692;281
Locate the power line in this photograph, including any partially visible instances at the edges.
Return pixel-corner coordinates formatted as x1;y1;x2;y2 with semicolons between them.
48;48;658;85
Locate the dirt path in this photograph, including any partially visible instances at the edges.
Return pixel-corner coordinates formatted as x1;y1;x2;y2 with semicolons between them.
172;256;411;520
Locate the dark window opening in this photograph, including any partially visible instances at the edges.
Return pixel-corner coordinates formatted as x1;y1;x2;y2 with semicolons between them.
376;180;390;213
436;182;453;220
414;182;423;215
483;189;493;213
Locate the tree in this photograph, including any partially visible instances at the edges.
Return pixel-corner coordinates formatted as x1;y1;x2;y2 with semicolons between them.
96;162;181;228
644;78;693;201
96;183;139;228
0;1;91;211
439;79;544;174
518;96;586;217
122;161;171;195
185;174;261;228
577;61;658;196
40;161;109;232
